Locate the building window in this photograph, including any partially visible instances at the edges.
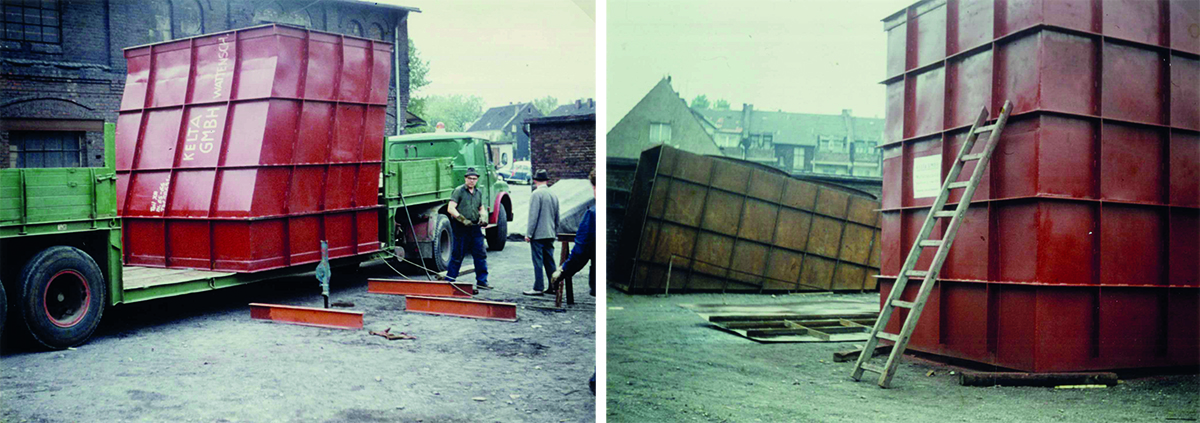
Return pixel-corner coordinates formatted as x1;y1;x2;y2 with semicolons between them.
649;122;671;143
794;148;806;171
3;0;61;44
855;142;877;155
11;131;84;168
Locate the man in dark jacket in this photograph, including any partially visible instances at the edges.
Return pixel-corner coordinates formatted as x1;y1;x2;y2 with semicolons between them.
524;169;560;296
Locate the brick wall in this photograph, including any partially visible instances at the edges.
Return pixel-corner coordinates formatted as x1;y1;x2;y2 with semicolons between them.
1;0;411;168
528;116;596;185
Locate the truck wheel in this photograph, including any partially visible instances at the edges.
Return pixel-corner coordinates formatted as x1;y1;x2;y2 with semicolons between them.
486;206;508;251
429;214;453;272
19;246;106;350
0;281;7;339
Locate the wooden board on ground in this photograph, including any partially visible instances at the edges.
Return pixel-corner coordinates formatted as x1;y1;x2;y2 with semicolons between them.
679;300;879;343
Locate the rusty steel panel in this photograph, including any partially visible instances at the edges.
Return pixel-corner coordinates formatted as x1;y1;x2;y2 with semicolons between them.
249;303;364;330
367;279;474;298
115;24;390;273
881;0;1199;371
615;145;883;293
404;296;518;322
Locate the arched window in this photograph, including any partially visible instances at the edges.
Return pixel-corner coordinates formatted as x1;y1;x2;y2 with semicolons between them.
253;2;312;27
173;0;203;37
346;20;364;37
369;23;386;40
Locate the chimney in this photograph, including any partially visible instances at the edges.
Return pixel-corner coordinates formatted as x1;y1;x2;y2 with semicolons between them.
742;103;753;142
842;109;855;154
588;98;594;108
575;99;582;108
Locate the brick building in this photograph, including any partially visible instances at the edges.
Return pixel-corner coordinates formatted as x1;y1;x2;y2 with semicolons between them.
527;100;595;184
1;0;416;169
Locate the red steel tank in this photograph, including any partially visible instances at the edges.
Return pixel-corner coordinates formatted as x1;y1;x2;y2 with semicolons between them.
115;24;392;272
879;0;1198;372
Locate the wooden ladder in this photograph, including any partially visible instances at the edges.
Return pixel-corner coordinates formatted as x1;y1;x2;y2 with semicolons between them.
851;100;1013;388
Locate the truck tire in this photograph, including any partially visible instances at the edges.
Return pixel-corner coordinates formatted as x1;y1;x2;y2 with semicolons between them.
19;246;106;350
429;214;453;272
0;280;7;339
486;206;508;251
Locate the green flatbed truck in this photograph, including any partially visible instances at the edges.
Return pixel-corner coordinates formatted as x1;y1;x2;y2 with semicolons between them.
0;125;511;349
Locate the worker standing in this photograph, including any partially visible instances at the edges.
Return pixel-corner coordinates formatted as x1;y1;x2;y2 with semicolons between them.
446;167;489;290
523;169;560;296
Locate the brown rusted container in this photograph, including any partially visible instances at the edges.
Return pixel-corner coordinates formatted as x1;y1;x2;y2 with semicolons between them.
614;145;883;293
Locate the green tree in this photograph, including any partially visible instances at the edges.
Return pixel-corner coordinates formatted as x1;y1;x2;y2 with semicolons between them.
690;94;710;110
418;94;486;133
532;95;559;115
406;38;433;133
714;99;731;110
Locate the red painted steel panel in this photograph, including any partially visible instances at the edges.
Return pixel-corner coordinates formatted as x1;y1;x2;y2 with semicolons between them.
1103;0;1164;47
1102;44;1166;125
881;146;902;209
914;6;947;69
944;129;991;204
881;211;902;276
405;296;518;322
948;0;993;55
368;279;474;298
1171;0;1200;54
1035;116;1096;198
887;22;907;77
1101;206;1166;286
1171;56;1200;131
1170;132;1199;207
1100;124;1166;204
940;206;988;280
909;68;945;138
115;24;390;273
1036;202;1094;286
946;49;992;129
1169;209;1200;287
1040;31;1098;116
885;82;905;143
249;303;364;330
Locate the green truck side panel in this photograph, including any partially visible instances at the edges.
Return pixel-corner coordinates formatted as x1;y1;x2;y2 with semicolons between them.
0;123;119;238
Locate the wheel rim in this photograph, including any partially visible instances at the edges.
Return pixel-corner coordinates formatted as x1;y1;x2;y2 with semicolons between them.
439;228;452;265
43;270;90;328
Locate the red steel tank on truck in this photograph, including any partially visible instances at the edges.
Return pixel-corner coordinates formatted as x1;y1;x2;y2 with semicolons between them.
0;24;511;349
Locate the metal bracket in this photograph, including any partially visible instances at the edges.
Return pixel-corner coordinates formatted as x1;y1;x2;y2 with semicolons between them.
315;240;331;308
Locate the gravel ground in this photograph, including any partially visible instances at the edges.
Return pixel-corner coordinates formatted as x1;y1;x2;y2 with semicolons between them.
1;242;596;423
606;290;1199;423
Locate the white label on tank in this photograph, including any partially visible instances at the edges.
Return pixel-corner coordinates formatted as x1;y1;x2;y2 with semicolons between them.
913;154;942;199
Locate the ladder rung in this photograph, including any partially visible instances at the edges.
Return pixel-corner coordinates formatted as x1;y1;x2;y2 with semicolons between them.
947;181;971;189
974;124;996;134
918;240;943;247
892;300;915;308
905;270;928;279
860;363;885;374
962;153;984;162
876;332;900;342
933;210;956;218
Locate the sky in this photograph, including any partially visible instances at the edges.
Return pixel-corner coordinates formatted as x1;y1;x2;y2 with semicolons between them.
403;0;597;110
607;0;912;131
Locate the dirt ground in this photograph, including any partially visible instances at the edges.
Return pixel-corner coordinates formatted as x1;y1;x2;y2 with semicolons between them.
606;290;1199;423
1;242;596;423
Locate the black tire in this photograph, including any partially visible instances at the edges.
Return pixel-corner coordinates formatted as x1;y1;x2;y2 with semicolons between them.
19;246;106;350
0;280;7;340
486;205;508;251
428;214;453;272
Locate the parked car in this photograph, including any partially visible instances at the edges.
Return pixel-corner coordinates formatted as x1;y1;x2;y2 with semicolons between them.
497;162;515;180
506;161;532;185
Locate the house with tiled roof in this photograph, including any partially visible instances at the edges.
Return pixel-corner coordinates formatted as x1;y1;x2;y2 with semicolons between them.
607;77;725;160
466;102;543;160
694;106;884;177
549;98;596;117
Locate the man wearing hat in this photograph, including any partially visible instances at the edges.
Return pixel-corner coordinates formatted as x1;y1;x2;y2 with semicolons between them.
523;169;560;296
446;167;489;290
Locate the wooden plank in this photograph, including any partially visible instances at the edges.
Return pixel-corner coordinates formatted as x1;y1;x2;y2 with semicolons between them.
959;372;1119;387
784;321;830;341
834;344;893;362
708;312;879;323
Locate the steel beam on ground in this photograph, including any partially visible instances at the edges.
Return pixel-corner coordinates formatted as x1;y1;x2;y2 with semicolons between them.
405;296;517;322
249;303;364;329
368;279;473;298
